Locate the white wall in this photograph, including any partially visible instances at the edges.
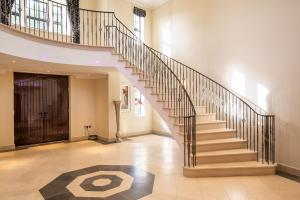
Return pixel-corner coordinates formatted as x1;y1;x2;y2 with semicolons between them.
96;76;109;139
119;74;153;136
152;0;300;170
0;71;14;150
152;110;170;135
95;0;152;45
69;76;98;140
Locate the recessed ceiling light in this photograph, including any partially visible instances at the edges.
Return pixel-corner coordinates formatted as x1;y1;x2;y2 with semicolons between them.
46;70;51;73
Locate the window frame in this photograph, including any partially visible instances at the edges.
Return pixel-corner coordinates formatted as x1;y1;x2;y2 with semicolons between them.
134;87;146;117
133;13;145;42
26;0;49;30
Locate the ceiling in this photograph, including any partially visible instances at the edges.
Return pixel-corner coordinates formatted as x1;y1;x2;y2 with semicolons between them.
127;0;169;9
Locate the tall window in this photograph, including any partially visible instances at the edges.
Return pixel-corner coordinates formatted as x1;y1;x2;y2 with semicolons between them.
133;7;146;42
11;0;69;34
134;87;145;117
11;0;21;25
26;0;48;30
53;3;63;33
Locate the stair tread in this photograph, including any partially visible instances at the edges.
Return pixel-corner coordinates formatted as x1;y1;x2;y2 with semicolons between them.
186;161;277;170
165;105;206;109
176;120;226;126
170;113;215;117
196;148;256;156
196;138;246;145
197;128;236;134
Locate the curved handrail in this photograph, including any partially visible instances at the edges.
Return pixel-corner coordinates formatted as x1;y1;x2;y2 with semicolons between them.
106;25;196;113
149;48;270;116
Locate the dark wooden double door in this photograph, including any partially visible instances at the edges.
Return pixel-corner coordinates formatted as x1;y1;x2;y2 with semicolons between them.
14;73;69;146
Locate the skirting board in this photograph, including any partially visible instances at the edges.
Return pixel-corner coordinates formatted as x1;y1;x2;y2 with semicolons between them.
277;163;300;177
125;131;152;138
0;145;15;152
97;135;116;143
152;130;172;138
125;131;172;138
69;136;88;142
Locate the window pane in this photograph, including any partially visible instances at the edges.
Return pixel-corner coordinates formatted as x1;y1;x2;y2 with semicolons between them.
134;87;145;117
133;14;145;42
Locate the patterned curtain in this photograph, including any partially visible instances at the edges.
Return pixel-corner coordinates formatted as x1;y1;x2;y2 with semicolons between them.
133;7;146;17
66;0;80;44
0;0;16;25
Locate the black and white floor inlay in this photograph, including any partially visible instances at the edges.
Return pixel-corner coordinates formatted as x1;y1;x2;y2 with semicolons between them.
40;165;155;200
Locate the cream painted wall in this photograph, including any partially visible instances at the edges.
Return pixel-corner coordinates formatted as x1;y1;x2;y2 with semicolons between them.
152;0;300;170
96;76;109;139
70;76;98;140
152;110;170;135
80;0;97;10
95;0;152;45
0;71;14;150
119;74;153;136
152;0;207;71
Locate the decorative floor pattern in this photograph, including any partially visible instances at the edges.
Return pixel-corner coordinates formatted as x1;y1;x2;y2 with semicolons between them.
39;165;155;200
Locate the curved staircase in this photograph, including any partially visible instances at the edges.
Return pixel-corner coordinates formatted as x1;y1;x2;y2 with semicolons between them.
0;0;276;177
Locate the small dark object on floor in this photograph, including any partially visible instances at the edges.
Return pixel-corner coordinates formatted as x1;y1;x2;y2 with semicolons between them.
93;138;130;145
88;135;98;140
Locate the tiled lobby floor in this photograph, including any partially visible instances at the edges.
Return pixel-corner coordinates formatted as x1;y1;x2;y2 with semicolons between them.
0;135;299;200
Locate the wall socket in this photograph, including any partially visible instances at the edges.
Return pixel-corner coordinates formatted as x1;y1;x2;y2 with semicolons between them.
84;125;92;129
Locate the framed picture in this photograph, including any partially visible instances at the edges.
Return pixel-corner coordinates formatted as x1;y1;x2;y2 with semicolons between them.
120;85;130;112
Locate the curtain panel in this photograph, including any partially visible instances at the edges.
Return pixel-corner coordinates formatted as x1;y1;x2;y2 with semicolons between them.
133;7;146;17
0;0;16;25
66;0;80;44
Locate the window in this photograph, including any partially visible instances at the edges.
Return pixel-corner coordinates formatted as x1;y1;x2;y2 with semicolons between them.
11;0;21;25
11;0;69;34
134;87;145;117
134;13;145;42
53;4;63;33
26;0;48;30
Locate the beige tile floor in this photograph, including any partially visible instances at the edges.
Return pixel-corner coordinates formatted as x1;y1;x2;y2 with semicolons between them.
0;135;299;200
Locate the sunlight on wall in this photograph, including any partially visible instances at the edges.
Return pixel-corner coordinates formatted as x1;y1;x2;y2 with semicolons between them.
161;119;170;133
230;70;246;96
257;84;269;111
161;21;172;56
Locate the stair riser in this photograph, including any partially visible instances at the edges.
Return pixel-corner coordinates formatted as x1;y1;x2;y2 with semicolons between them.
196;141;247;152
197;131;236;141
183;167;276;177
179;122;226;132
168;108;206;116
197;114;216;122
196;107;206;114
172;114;215;123
197;122;226;131
196;153;257;164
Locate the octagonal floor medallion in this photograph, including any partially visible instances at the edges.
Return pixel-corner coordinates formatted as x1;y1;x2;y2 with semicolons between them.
39;165;155;200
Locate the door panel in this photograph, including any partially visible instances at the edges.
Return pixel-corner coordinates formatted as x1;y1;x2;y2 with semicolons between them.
14;73;69;146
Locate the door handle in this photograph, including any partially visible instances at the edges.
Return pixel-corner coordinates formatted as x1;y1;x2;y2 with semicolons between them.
39;112;48;118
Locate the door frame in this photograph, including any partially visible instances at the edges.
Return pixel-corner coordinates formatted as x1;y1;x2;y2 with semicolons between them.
13;72;70;146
